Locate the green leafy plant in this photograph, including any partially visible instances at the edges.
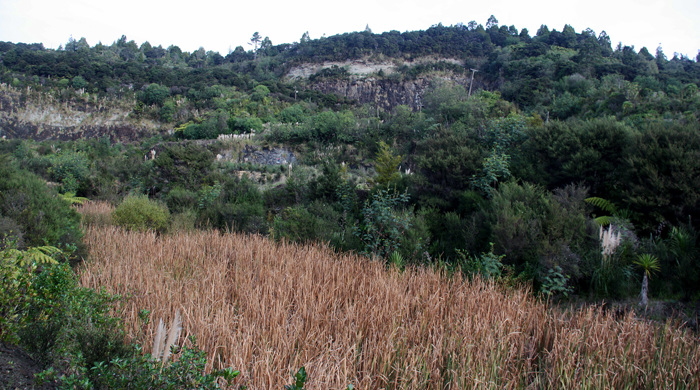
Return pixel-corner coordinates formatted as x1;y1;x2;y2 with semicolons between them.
285;366;308;390
585;196;617;226
457;243;505;280
90;337;240;390
540;266;574;298
112;195;170;233
59;192;89;205
388;251;405;270
1;245;60;344
0;154;83;251
372;141;402;187
633;254;660;307
355;189;412;260
197;182;222;209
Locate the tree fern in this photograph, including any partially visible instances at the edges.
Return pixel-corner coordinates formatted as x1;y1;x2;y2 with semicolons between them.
2;246;61;267
585;197;618;226
59;192;89;205
585;197;617;214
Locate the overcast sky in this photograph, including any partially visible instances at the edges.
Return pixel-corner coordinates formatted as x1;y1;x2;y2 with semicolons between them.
0;0;697;59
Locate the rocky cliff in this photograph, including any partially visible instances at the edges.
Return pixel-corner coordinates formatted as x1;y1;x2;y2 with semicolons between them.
308;76;469;111
288;58;472;111
0;85;158;141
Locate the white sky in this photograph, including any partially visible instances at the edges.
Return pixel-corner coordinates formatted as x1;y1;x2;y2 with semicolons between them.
0;0;697;58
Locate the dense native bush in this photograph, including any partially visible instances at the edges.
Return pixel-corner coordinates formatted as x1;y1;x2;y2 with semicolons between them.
1;245;129;384
271;202;342;244
0;154;83;252
47;150;92;194
146;143;214;192
486;182;596;289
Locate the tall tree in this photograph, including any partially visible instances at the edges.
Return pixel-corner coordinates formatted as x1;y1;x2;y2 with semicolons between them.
486;15;499;30
249;32;262;59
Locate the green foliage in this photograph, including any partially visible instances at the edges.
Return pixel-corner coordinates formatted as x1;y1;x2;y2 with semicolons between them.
471;148;511;196
112;195;170;233
585;196;617;214
622;122;700;231
90;337;240;390
1;245;60;344
663;226;699;299
59;192;89;205
355;189;412;260
0;154;83;251
591;236;637;298
228;116;263;134
487;182;594;286
633;254;660;279
140;83;170;106
457;243;505;279
147;144;214;191
372;141;402;187
388;251;406;270
159;101;176;122
540;266;574;298
311;162;343;201
272;206;321;243
1;247;130;383
197;182;222;210
309;110;356;143
165;186;198;213
285;366;308;390
47;150;91;194
278;104;307;123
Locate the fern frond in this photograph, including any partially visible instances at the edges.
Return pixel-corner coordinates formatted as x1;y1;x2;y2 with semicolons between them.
60;192;89;205
2;246;61;267
593;216;613;226
585;197;618;214
26;246;62;265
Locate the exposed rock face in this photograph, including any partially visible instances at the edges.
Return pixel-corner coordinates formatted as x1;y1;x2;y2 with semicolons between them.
0;116;154;141
240;145;296;166
307;76;470;111
288;58;472;111
0;86;157;141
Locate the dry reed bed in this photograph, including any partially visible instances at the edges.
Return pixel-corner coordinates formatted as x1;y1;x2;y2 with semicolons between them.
79;225;700;389
76;200;114;226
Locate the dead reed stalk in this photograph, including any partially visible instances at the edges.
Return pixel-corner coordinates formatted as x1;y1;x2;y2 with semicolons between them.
79;226;700;389
76;200;114;227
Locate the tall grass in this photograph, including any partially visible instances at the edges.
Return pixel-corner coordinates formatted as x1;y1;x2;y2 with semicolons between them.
76;200;114;227
79;226;700;389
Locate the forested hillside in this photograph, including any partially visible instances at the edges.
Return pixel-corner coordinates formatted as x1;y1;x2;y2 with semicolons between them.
1;15;700;388
1;17;699;301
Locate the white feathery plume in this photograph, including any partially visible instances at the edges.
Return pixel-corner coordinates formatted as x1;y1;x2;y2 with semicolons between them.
152;318;166;360
162;309;182;364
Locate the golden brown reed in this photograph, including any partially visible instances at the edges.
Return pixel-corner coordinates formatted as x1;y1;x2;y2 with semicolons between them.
75;200;114;226
79;226;700;389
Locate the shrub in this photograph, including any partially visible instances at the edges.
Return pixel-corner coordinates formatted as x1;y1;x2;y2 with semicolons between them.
1;245;129;385
90;337;240;390
112;195;170;233
47;150;91;194
166;186;198;213
169;210;198;233
0;154;83;252
355;189;412;260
